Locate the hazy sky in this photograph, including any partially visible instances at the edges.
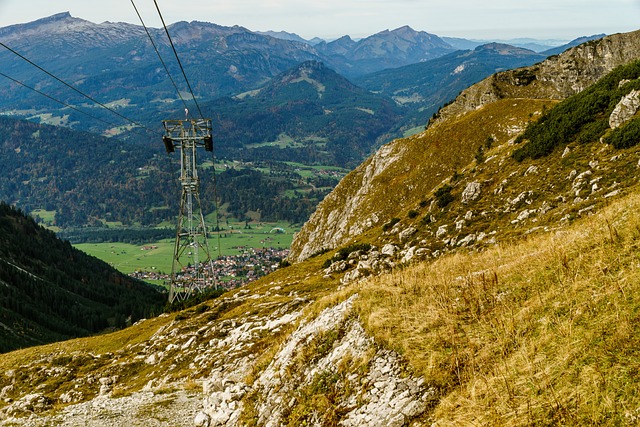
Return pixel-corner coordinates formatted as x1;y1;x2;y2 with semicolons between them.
0;0;639;41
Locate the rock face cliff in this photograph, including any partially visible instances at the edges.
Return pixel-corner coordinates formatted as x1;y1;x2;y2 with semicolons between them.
430;29;640;126
288;29;640;263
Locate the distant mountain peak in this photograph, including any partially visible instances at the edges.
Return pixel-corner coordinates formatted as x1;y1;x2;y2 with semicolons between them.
273;60;345;90
39;11;73;21
475;42;538;55
255;30;309;44
390;25;418;35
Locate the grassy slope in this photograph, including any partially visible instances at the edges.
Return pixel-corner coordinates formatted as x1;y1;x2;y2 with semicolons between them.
290;97;556;260
3;187;640;424
356;189;640;425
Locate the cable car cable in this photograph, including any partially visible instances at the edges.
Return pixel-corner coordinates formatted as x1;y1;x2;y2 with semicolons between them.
130;0;190;115
0;41;157;136
153;0;205;120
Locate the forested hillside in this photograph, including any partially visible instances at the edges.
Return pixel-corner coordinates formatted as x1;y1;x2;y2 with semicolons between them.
0;202;166;352
205;61;403;167
0;116;334;228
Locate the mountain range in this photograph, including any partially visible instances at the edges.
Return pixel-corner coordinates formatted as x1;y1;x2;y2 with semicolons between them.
0;13;605;228
0;13;597;146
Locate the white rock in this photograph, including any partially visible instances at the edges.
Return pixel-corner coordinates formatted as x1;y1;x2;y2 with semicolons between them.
401;400;427;417
400;247;417;264
398;227;417;243
461;181;481;204
516;209;532;222
194;411;211;427
144;353;157;365
457;234;476;246
610;89;640;129
381;244;399;257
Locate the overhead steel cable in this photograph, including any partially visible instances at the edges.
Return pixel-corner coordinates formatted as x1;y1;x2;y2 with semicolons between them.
130;0;190;115
0;70;123;130
153;0;205;120
209;148;222;259
151;0;221;260
0;41;157;136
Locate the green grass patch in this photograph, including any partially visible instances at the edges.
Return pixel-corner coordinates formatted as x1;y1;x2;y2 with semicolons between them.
74;221;299;276
75;240;175;275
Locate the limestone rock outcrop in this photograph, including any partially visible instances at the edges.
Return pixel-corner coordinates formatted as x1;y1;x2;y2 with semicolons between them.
609;89;640;129
430;30;640;127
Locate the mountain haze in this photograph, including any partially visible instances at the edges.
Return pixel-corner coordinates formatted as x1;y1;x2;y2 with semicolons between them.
315;26;454;77
355;42;546;130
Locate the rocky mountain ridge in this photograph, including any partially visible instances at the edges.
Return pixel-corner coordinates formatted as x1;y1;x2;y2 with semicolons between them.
315;26;454;77
0;12;147;47
430;29;640;127
289;29;640;263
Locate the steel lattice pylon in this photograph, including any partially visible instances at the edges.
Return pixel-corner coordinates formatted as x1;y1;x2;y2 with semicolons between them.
163;119;214;303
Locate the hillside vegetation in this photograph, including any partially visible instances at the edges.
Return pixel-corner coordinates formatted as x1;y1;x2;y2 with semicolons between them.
513;60;640;160
355;188;640;425
2;184;640;424
290;31;640;262
0;116;336;228
0;202;165;353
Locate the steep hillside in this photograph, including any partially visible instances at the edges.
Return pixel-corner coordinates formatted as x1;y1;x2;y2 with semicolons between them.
205;61;403;167
0;202;165;353
2;178;640;425
289;30;640;262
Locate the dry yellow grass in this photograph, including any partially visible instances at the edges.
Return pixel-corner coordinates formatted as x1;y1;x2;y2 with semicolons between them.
356;187;640;425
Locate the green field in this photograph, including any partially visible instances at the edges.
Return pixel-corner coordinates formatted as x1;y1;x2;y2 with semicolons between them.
75;221;297;275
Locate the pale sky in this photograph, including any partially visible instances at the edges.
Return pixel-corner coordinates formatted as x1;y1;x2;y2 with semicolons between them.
0;0;639;41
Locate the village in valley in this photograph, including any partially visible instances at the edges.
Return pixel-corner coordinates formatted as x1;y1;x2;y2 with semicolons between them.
129;246;290;289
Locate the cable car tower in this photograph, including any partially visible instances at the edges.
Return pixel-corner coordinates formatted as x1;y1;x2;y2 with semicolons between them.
163;117;215;303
